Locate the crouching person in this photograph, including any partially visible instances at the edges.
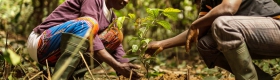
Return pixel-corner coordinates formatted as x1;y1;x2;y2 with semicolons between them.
145;0;280;79
26;0;142;79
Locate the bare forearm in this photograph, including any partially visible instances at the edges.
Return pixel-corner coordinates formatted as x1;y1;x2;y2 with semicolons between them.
96;49;120;68
161;30;189;49
192;0;241;37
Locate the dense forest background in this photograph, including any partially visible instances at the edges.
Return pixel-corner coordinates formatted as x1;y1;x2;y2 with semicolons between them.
1;0;280;79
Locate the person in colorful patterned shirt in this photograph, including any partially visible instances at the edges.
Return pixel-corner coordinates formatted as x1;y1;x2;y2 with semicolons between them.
26;0;142;79
145;0;280;79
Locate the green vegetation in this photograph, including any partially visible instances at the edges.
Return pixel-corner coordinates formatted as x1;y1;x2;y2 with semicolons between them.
122;8;181;78
1;0;280;79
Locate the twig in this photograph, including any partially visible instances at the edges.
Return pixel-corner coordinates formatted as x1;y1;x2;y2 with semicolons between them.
45;60;51;80
29;71;43;80
187;69;190;80
79;51;95;80
88;21;96;80
23;72;31;80
19;64;29;79
43;74;48;79
88;55;111;80
129;69;133;80
4;60;11;79
5;26;8;49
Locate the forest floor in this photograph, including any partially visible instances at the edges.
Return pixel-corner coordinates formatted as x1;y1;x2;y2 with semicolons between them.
85;63;236;80
2;52;237;80
2;31;280;80
81;55;236;80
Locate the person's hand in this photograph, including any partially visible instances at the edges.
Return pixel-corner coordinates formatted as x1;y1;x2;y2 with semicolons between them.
185;26;199;52
113;63;143;79
144;41;164;58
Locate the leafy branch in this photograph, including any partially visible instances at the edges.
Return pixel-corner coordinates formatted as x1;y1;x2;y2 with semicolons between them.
122;8;181;79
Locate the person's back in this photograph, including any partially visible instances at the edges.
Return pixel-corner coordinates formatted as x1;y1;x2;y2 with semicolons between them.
200;0;280;16
34;0;111;34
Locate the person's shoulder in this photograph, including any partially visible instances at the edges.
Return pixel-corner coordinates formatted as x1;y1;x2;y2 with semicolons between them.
80;0;103;7
81;0;103;4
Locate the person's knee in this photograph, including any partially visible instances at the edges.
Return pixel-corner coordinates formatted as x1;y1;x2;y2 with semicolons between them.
197;36;220;59
211;16;232;38
211;16;244;51
197;36;221;68
197;35;217;51
212;16;232;30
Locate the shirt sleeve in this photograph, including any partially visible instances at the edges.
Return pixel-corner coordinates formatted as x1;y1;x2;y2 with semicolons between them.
80;0;101;18
93;35;105;51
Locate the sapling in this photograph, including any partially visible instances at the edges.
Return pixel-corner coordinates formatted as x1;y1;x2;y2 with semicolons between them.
120;8;181;79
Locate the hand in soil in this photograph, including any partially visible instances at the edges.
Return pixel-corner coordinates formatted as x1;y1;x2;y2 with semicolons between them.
144;41;163;58
114;63;144;79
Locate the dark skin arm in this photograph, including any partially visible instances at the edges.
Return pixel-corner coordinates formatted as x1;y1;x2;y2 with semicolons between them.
145;0;242;57
185;0;242;52
96;49;143;79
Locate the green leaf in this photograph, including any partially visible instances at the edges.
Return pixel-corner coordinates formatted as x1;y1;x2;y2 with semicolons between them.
116;16;126;30
146;8;162;18
163;8;181;13
138;27;146;38
128;13;136;20
141;39;151;45
108;72;117;76
123;54;139;58
262;63;269;71
2;49;21;65
163;8;181;20
178;61;186;69
129;59;137;63
128;37;138;42
147;71;164;77
157;20;171;30
8;74;16;80
270;59;277;64
144;57;156;62
163;12;178;20
132;45;139;53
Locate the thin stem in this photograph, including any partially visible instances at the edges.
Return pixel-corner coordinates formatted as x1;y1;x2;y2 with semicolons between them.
19;64;29;79
129;69;133;80
45;60;51;80
88;55;111;80
29;71;43;80
79;51;95;80
23;72;32;80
